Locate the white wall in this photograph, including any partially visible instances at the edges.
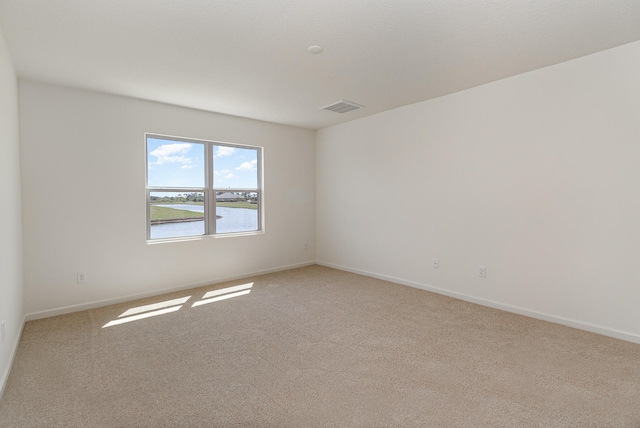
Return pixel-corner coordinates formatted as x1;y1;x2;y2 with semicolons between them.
317;41;640;343
19;81;316;316
0;26;24;395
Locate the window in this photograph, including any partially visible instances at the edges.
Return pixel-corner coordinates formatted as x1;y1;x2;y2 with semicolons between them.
146;134;262;240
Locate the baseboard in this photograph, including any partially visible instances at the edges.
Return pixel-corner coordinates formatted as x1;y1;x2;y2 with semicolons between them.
0;314;26;401
317;261;640;345
23;258;640;344
25;261;316;322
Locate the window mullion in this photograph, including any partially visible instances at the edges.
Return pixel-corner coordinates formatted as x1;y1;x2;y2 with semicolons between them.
146;189;151;240
206;142;215;235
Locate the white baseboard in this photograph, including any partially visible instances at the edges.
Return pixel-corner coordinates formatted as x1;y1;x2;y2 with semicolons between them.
317;260;640;345
0;314;26;401
25;261;316;322
22;258;640;344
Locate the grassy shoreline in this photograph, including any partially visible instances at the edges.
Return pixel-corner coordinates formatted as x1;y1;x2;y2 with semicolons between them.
150;202;256;223
150;206;203;221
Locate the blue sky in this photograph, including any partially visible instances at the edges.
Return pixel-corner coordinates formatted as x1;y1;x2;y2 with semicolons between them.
147;137;258;189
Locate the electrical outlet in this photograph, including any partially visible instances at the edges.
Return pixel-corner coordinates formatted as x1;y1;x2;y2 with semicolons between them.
1;321;5;342
478;266;486;278
432;258;439;269
77;272;87;283
303;242;308;250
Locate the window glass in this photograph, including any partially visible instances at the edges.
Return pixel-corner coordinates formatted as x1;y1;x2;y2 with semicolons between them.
216;192;259;234
149;191;205;239
146;135;262;240
213;145;258;189
147;137;205;187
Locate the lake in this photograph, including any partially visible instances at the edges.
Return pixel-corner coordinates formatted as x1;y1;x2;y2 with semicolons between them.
150;205;258;239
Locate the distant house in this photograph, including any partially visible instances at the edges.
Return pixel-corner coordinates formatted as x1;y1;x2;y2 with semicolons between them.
216;192;243;202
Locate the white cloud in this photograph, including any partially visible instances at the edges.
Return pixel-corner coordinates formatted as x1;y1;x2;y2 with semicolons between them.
214;146;236;157
150;143;193;165
214;169;235;180
235;159;257;172
181;165;193;169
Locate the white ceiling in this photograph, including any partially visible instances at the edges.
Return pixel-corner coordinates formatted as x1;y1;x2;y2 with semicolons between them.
1;1;640;130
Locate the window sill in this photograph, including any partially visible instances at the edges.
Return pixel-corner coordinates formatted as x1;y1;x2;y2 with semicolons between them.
146;230;264;245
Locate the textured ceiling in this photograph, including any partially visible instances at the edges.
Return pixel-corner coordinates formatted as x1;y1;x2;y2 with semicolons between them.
1;1;640;130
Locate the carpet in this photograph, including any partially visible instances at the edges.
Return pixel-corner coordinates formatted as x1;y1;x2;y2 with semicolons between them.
1;265;639;427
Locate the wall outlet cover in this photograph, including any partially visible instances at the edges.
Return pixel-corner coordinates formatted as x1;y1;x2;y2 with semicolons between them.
478;266;486;278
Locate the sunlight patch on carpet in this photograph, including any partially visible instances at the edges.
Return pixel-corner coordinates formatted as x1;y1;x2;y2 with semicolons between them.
103;305;183;328
102;282;254;327
192;283;253;307
119;296;191;318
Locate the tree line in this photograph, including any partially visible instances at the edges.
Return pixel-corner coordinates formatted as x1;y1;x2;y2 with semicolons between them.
150;192;258;203
150;193;204;203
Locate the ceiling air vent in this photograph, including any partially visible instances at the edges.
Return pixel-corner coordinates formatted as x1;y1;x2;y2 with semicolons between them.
320;100;365;114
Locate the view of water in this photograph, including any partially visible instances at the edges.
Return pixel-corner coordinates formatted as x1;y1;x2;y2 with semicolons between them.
158;204;205;213
150;205;258;239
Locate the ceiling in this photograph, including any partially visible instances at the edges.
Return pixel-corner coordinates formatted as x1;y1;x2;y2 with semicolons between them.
1;1;640;130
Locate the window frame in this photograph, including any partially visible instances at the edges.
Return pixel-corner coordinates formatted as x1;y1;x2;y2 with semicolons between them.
145;133;263;241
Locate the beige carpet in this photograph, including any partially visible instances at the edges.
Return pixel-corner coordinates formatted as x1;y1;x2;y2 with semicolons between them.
1;265;639;427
